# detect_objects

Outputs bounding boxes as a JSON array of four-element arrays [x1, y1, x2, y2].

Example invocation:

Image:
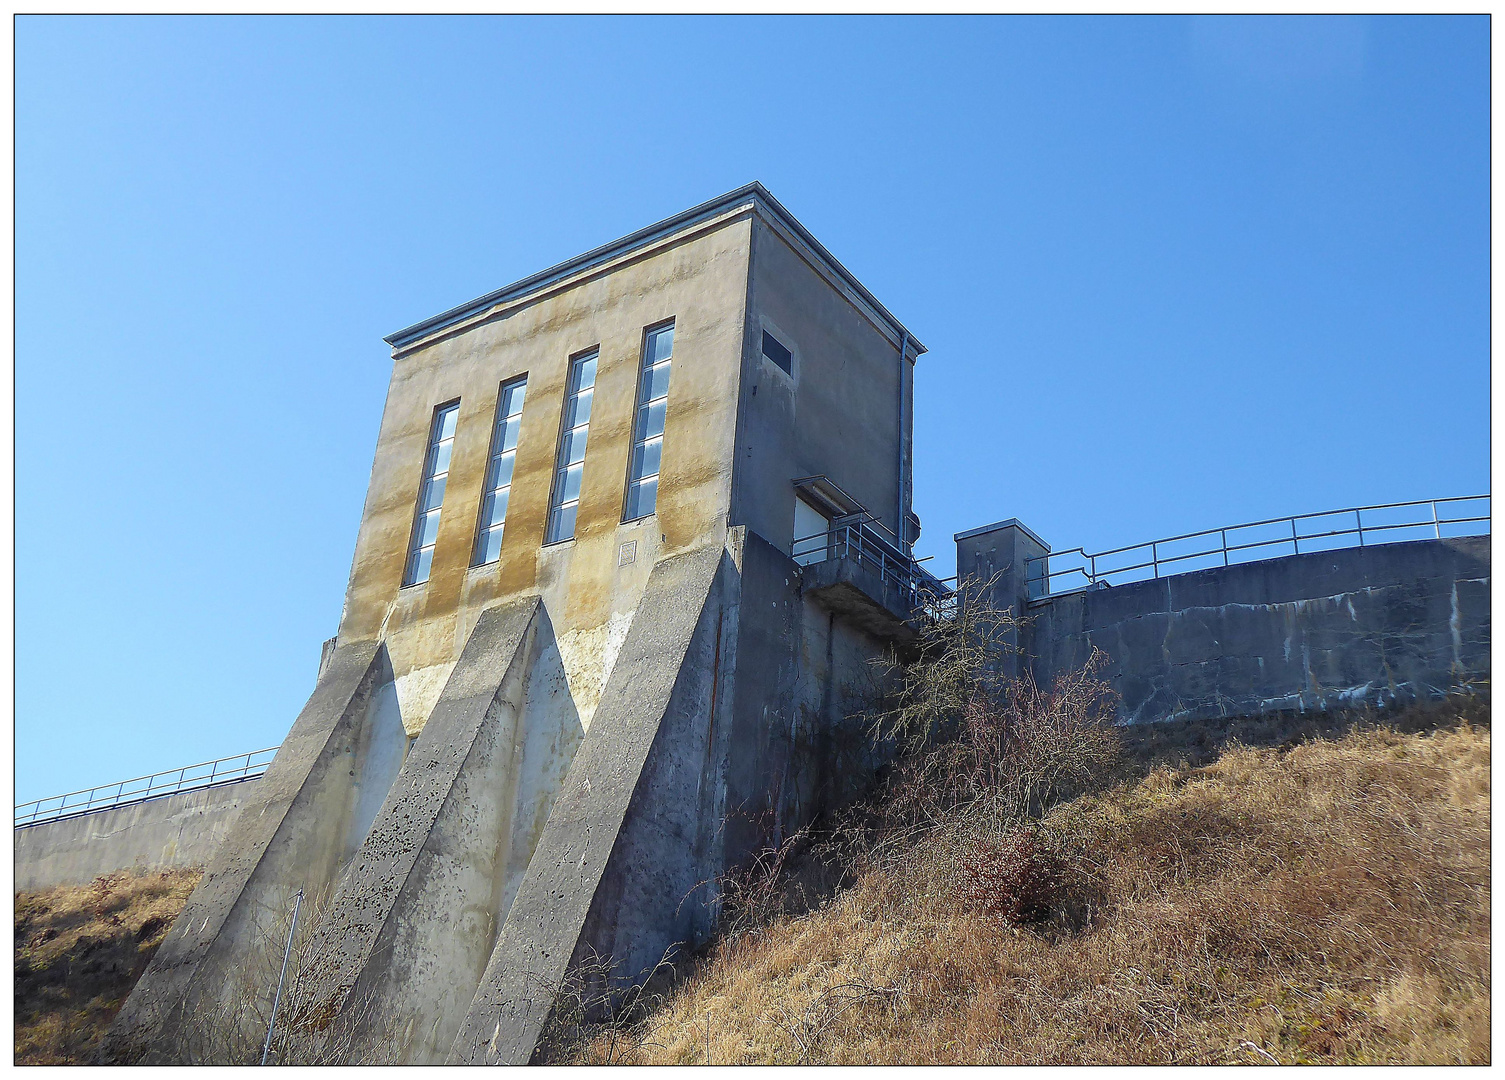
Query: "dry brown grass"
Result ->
[[14, 868, 200, 1064], [566, 716, 1491, 1065]]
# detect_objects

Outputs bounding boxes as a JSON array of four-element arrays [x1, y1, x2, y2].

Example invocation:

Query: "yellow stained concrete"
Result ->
[[339, 215, 752, 731]]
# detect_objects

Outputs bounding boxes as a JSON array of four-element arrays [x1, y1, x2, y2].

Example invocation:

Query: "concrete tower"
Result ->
[[106, 183, 938, 1064]]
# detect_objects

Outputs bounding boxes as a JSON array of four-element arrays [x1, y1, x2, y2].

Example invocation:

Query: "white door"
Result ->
[[792, 497, 830, 566]]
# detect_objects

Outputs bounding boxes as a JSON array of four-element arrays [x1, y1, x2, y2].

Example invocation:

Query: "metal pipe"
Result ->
[[262, 888, 304, 1066], [896, 331, 909, 556]]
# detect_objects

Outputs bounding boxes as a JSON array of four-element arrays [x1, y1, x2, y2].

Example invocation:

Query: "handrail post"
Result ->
[[1356, 508, 1364, 547], [1152, 541, 1158, 579], [1221, 529, 1228, 567], [1432, 500, 1441, 540], [1291, 518, 1299, 555]]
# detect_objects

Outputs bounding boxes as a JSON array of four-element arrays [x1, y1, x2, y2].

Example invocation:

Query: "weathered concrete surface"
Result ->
[[291, 596, 543, 1064], [734, 211, 922, 561], [724, 530, 888, 864], [102, 641, 398, 1061], [342, 206, 753, 735], [448, 538, 731, 1065], [954, 519, 1049, 681], [1019, 537, 1490, 725], [14, 781, 255, 893], [802, 555, 916, 642]]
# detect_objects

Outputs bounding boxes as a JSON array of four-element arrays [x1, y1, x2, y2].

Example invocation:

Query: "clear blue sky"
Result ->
[[15, 16, 1489, 802]]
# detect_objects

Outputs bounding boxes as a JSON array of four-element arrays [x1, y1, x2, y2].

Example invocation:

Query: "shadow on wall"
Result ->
[[347, 679, 406, 856]]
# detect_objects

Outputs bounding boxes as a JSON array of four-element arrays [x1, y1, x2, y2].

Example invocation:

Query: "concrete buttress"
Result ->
[[101, 640, 399, 1061], [448, 535, 736, 1064], [290, 595, 546, 1062]]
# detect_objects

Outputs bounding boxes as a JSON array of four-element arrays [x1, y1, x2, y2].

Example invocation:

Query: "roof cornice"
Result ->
[[383, 182, 926, 359]]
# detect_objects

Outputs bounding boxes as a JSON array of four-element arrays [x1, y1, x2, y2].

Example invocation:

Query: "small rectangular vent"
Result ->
[[762, 330, 793, 376]]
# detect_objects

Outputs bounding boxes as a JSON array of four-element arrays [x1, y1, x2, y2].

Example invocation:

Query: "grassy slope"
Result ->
[[569, 719, 1491, 1065], [14, 868, 200, 1064]]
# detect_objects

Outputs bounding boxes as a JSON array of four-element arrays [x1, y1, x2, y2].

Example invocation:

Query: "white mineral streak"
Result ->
[[555, 610, 636, 731], [394, 662, 459, 735]]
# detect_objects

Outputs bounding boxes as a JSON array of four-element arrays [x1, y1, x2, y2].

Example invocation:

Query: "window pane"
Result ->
[[567, 387, 593, 428], [421, 474, 446, 511], [626, 477, 657, 520], [562, 426, 589, 465], [643, 361, 672, 403], [637, 398, 667, 440], [648, 326, 674, 364], [762, 331, 793, 375], [488, 451, 515, 490], [549, 502, 577, 543], [416, 508, 441, 547], [436, 405, 459, 441], [477, 527, 502, 565], [500, 415, 522, 451], [408, 545, 434, 584], [572, 354, 598, 391], [630, 436, 662, 482], [559, 461, 583, 503], [430, 439, 453, 476], [502, 382, 526, 416], [484, 488, 509, 528]]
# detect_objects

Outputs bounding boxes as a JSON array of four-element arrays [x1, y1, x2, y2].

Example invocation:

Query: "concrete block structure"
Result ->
[[13, 782, 256, 893], [957, 523, 1490, 725], [105, 183, 938, 1064]]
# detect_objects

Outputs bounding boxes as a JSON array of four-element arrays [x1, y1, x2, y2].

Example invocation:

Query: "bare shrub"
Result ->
[[868, 574, 1019, 754], [534, 945, 682, 1065], [856, 578, 1123, 882], [697, 581, 1124, 941]]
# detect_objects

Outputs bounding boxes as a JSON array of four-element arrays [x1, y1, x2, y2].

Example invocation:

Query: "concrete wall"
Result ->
[[339, 209, 753, 738], [14, 781, 256, 893], [958, 525, 1490, 726], [734, 214, 916, 555]]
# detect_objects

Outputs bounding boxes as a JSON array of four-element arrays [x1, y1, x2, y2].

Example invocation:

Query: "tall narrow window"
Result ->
[[472, 377, 527, 566], [404, 401, 459, 586], [546, 350, 598, 544], [624, 323, 674, 521]]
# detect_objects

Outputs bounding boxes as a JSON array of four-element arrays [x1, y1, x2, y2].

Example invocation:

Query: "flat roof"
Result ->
[[384, 182, 927, 357], [953, 518, 1052, 551]]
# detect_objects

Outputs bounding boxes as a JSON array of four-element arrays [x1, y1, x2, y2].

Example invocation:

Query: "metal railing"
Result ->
[[1026, 495, 1490, 599], [16, 746, 280, 828], [794, 517, 955, 615]]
